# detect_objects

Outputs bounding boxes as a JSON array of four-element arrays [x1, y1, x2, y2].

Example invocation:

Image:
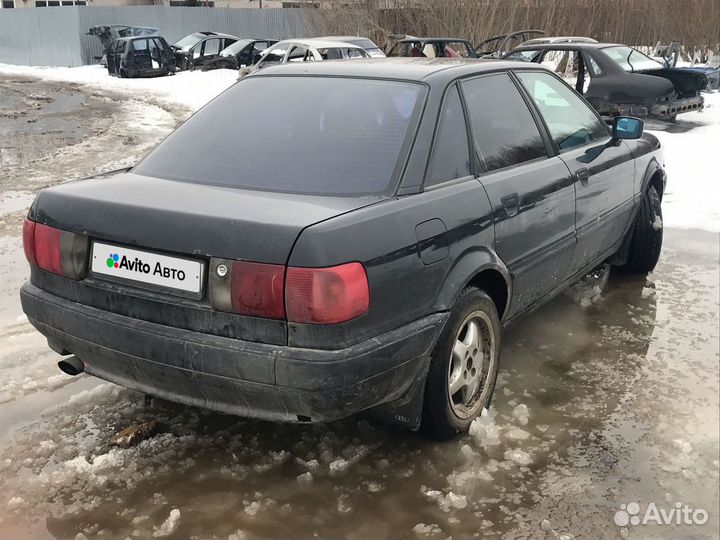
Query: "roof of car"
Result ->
[[116, 35, 164, 42], [397, 37, 473, 43], [252, 57, 548, 82], [512, 42, 622, 51], [199, 32, 240, 40], [273, 38, 364, 49]]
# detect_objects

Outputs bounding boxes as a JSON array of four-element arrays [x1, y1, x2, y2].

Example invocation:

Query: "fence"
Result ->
[[0, 6, 314, 67]]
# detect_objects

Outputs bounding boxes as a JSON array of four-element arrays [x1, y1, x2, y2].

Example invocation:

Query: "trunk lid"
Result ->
[[31, 171, 382, 265], [28, 171, 382, 346], [639, 67, 708, 98]]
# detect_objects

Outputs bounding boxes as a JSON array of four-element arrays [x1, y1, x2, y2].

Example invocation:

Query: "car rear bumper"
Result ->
[[651, 95, 704, 117], [20, 282, 446, 424]]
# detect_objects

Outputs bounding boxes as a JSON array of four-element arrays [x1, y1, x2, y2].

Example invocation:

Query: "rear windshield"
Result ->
[[602, 46, 662, 71], [135, 76, 424, 195]]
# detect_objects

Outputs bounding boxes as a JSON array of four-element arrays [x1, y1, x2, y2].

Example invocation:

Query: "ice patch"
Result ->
[[504, 449, 533, 466], [153, 508, 180, 538], [413, 523, 442, 535], [512, 403, 529, 425], [469, 407, 501, 447], [506, 428, 531, 441]]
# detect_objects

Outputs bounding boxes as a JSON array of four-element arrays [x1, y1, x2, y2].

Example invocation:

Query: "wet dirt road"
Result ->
[[0, 77, 718, 540]]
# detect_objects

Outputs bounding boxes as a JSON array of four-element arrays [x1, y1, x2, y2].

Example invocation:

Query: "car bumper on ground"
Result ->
[[20, 282, 446, 424]]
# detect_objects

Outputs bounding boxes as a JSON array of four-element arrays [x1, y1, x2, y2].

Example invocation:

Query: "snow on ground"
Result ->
[[648, 92, 720, 232], [0, 64, 237, 112]]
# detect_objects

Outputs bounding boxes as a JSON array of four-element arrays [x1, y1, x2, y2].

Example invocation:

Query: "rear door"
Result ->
[[516, 70, 635, 274], [131, 38, 152, 71], [193, 38, 222, 69], [461, 72, 576, 316]]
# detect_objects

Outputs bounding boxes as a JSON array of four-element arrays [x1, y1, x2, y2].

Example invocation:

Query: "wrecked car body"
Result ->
[[171, 32, 240, 71], [87, 25, 159, 65], [504, 42, 707, 119], [387, 37, 477, 58], [238, 39, 369, 79], [106, 36, 175, 78], [653, 41, 720, 92], [203, 39, 279, 71], [475, 29, 545, 57]]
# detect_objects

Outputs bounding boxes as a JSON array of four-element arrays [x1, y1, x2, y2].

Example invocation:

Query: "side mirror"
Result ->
[[612, 116, 644, 140]]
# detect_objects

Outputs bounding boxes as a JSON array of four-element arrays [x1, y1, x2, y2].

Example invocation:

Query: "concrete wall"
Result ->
[[0, 6, 314, 66]]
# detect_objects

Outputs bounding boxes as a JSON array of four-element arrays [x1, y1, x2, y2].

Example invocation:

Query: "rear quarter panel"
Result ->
[[287, 179, 496, 349]]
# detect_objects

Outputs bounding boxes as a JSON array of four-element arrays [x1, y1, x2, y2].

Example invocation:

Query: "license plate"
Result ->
[[91, 242, 203, 294]]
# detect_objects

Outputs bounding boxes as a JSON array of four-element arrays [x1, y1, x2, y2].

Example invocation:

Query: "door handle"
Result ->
[[575, 167, 590, 185], [501, 193, 520, 217]]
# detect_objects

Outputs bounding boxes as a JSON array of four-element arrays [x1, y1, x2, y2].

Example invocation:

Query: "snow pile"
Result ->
[[0, 63, 237, 112], [648, 92, 720, 232]]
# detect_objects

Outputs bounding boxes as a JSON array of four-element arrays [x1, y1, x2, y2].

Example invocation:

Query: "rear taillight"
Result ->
[[34, 222, 63, 275], [231, 261, 286, 319], [286, 262, 369, 324], [22, 219, 37, 267], [210, 259, 369, 324], [23, 219, 88, 280], [210, 259, 286, 319]]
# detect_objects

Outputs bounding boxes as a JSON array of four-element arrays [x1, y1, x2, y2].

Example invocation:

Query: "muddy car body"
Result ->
[[172, 32, 240, 71], [106, 36, 175, 78], [21, 59, 666, 439], [504, 42, 707, 119], [388, 37, 478, 58]]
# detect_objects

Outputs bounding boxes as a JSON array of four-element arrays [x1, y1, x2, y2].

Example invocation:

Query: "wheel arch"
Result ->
[[435, 248, 512, 320], [640, 156, 666, 201]]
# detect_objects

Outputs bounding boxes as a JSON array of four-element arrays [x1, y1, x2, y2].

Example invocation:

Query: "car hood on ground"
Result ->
[[29, 172, 383, 264]]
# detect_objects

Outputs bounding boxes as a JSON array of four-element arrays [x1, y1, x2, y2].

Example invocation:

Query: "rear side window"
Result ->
[[516, 71, 608, 151], [135, 77, 424, 195], [132, 39, 148, 52], [461, 73, 547, 172], [426, 85, 471, 186]]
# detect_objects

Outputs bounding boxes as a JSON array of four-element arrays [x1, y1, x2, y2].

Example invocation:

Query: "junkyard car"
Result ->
[[504, 42, 707, 119], [202, 39, 279, 71], [88, 25, 159, 66], [316, 36, 386, 57], [475, 29, 544, 57], [238, 39, 369, 78], [21, 59, 666, 439], [388, 37, 478, 58], [172, 31, 239, 71], [106, 36, 175, 78]]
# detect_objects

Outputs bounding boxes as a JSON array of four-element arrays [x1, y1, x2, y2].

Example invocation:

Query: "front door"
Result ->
[[461, 73, 577, 316], [515, 70, 635, 274]]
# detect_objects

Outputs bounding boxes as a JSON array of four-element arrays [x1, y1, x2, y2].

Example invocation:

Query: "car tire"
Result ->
[[620, 185, 663, 273], [421, 287, 501, 441]]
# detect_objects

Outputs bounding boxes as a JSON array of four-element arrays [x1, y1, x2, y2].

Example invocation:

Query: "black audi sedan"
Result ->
[[21, 59, 665, 439]]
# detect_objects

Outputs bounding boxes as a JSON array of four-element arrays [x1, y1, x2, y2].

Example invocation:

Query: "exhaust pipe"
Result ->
[[58, 356, 84, 376]]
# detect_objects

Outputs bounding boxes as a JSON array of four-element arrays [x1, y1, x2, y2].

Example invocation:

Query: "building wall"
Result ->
[[1, 0, 292, 7], [0, 6, 315, 65]]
